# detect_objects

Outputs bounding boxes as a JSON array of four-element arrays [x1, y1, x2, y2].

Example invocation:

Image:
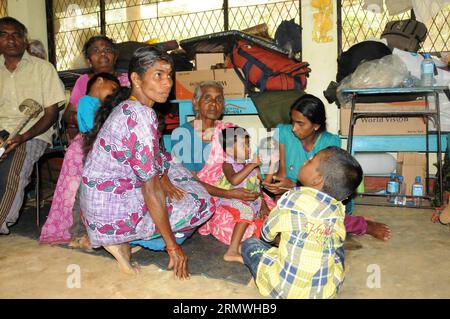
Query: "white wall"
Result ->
[[301, 0, 339, 134], [7, 0, 48, 56]]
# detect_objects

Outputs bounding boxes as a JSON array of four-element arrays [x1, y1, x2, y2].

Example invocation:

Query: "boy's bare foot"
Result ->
[[131, 245, 142, 254], [224, 249, 244, 264], [366, 220, 391, 241], [104, 243, 140, 275]]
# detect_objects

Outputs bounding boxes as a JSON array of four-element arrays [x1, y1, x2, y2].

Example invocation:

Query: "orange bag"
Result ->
[[231, 39, 311, 92]]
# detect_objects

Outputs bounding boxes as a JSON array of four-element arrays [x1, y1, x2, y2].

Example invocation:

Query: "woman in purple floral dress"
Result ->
[[80, 46, 214, 278]]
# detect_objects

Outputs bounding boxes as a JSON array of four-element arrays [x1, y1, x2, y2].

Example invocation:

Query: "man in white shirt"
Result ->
[[0, 17, 66, 234]]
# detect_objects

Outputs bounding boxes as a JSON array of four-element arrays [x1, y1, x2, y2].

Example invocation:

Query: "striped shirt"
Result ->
[[256, 187, 346, 299]]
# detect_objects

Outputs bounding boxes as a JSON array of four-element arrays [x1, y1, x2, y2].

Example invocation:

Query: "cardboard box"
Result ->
[[340, 101, 427, 136], [175, 69, 245, 99], [175, 70, 213, 100], [213, 68, 245, 98], [195, 53, 225, 70], [396, 152, 426, 196]]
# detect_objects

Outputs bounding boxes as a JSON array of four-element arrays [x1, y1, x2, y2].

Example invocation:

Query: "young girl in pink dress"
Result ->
[[217, 127, 271, 263], [39, 72, 121, 244]]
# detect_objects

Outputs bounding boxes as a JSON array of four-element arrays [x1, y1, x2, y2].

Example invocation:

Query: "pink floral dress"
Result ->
[[196, 121, 275, 245]]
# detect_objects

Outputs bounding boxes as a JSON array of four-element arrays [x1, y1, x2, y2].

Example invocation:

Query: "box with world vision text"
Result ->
[[175, 69, 245, 100], [339, 100, 427, 136]]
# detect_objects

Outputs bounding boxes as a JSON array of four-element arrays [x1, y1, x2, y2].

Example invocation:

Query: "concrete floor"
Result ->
[[1, 203, 449, 299], [339, 205, 450, 298]]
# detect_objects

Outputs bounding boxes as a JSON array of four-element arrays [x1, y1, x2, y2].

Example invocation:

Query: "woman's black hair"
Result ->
[[83, 45, 173, 155], [290, 94, 327, 133], [82, 35, 117, 60], [85, 72, 120, 95], [126, 44, 173, 84]]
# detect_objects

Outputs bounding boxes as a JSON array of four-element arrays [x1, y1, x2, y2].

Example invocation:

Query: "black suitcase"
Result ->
[[381, 19, 428, 52]]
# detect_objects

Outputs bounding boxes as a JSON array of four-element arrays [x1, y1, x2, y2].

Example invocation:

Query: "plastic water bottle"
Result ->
[[386, 173, 399, 204], [412, 176, 424, 207], [395, 175, 406, 206], [420, 53, 435, 86], [258, 137, 279, 176]]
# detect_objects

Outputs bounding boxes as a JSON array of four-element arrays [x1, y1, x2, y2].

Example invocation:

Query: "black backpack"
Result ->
[[274, 19, 302, 58], [381, 19, 428, 52], [336, 40, 392, 82], [324, 41, 392, 105]]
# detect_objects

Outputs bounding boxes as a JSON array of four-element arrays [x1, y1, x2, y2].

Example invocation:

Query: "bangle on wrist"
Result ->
[[165, 244, 181, 252]]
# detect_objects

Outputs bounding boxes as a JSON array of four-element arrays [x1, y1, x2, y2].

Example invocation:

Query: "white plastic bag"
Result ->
[[337, 55, 409, 104]]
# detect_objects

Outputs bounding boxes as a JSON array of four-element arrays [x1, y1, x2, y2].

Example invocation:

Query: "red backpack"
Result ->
[[231, 39, 311, 92]]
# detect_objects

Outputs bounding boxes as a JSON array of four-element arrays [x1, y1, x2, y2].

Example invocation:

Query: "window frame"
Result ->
[[46, 0, 302, 71]]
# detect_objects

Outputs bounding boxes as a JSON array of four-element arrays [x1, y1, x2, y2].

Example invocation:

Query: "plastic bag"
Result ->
[[337, 54, 409, 105]]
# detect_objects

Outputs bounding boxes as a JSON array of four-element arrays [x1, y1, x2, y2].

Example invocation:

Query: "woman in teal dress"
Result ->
[[264, 94, 340, 189], [263, 94, 391, 240]]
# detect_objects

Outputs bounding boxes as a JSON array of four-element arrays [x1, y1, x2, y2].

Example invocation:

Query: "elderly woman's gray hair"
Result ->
[[193, 80, 224, 104], [28, 39, 47, 60]]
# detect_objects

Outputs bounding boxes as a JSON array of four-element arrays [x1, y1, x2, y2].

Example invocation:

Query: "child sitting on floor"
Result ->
[[241, 146, 363, 299], [217, 127, 273, 263]]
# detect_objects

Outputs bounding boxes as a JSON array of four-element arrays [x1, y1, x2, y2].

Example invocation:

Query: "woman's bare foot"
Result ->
[[68, 235, 93, 251], [104, 243, 140, 275], [366, 221, 391, 241], [77, 235, 93, 251], [224, 248, 244, 263]]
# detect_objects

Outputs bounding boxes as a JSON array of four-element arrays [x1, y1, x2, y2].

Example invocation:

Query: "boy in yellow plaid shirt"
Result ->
[[241, 146, 363, 299]]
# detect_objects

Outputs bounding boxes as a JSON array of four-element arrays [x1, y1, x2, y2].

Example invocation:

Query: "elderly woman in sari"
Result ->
[[171, 81, 275, 246]]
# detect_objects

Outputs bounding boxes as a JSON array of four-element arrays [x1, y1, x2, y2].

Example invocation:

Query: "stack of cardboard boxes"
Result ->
[[340, 100, 429, 195], [175, 53, 245, 100]]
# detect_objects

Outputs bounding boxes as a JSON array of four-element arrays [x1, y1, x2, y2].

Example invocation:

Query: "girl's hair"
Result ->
[[83, 86, 128, 155], [85, 72, 120, 95], [83, 45, 173, 155], [290, 94, 327, 133], [82, 35, 117, 60], [219, 126, 249, 153]]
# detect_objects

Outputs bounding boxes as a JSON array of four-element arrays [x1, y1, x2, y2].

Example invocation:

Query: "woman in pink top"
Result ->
[[40, 35, 129, 245]]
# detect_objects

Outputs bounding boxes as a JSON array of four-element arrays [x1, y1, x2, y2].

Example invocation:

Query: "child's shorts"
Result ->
[[223, 199, 261, 223]]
